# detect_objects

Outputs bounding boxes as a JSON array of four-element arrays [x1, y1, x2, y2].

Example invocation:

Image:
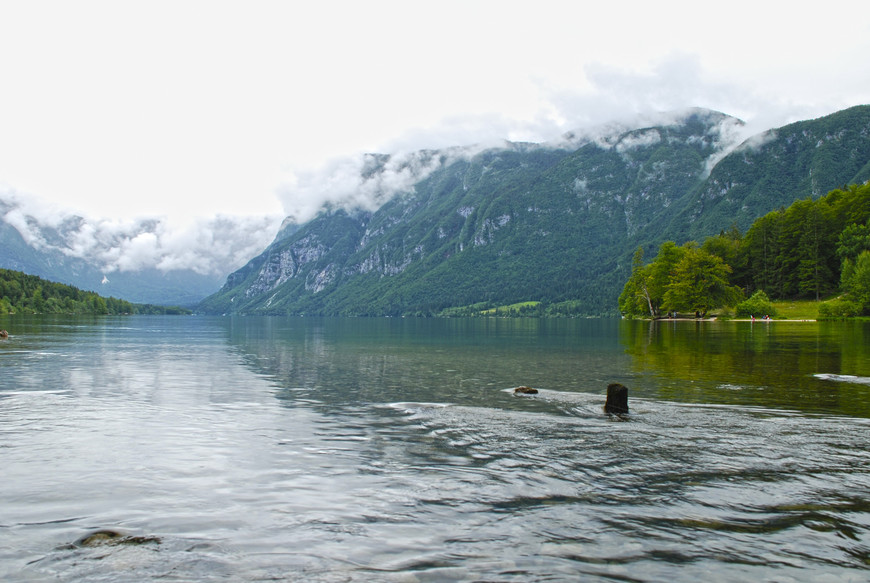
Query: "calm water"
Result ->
[[1, 315, 869, 582]]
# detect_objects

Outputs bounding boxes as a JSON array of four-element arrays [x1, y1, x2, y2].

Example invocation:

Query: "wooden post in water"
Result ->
[[605, 383, 629, 415]]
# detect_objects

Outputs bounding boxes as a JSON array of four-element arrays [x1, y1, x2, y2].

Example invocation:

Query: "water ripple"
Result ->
[[4, 317, 870, 582]]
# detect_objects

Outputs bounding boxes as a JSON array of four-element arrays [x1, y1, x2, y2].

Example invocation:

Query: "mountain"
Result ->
[[200, 105, 870, 317], [667, 104, 870, 240], [0, 195, 283, 306], [0, 203, 224, 306]]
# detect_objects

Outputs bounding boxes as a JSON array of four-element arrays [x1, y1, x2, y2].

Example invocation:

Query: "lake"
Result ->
[[1, 315, 869, 581]]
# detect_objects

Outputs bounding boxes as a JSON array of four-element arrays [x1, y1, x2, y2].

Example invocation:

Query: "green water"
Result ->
[[620, 318, 870, 416]]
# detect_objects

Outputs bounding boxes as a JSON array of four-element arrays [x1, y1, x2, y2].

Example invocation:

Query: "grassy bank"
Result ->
[[768, 300, 819, 320]]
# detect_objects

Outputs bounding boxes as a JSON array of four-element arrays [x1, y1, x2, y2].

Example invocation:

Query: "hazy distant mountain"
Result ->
[[0, 203, 225, 306], [199, 105, 870, 317]]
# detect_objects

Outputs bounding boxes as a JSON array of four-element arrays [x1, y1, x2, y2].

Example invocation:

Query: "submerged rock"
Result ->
[[74, 529, 161, 548], [605, 383, 629, 415], [514, 386, 538, 395]]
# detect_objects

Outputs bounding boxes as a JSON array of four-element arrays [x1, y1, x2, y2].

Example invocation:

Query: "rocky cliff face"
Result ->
[[199, 106, 870, 316]]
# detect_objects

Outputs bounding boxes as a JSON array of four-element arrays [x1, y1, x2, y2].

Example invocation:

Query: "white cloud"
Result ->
[[1, 190, 281, 276], [2, 208, 45, 247], [616, 129, 662, 153], [116, 232, 160, 272], [278, 146, 485, 223]]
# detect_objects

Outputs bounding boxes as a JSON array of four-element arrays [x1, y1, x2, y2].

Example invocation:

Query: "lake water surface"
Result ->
[[1, 316, 869, 581]]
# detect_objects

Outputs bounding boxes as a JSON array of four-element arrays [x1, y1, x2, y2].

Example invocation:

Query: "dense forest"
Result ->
[[0, 269, 190, 315], [619, 182, 870, 318]]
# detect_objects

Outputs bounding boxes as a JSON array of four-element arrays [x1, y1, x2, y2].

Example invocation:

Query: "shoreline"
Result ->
[[646, 317, 817, 322]]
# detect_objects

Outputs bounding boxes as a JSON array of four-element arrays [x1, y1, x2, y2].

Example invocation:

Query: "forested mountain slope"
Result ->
[[199, 106, 870, 316], [666, 105, 870, 241]]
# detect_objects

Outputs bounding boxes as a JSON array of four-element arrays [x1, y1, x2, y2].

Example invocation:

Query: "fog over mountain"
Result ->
[[276, 108, 751, 226], [1, 192, 279, 275], [0, 192, 281, 304]]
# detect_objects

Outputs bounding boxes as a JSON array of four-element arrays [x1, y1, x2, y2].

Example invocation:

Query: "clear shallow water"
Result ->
[[1, 316, 869, 581]]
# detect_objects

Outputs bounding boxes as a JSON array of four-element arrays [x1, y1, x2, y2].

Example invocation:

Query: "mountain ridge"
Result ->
[[201, 106, 869, 316]]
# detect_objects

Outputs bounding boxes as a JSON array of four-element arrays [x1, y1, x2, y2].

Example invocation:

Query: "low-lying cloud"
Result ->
[[276, 100, 761, 227], [1, 191, 281, 277], [273, 53, 801, 226], [277, 145, 490, 224]]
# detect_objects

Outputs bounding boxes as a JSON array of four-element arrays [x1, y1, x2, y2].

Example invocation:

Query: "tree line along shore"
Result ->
[[0, 268, 190, 316], [619, 183, 870, 320]]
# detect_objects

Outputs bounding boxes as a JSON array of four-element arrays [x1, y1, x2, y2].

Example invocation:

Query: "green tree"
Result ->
[[645, 242, 686, 315], [702, 225, 742, 267], [618, 247, 652, 317], [618, 242, 687, 318], [31, 286, 46, 312], [842, 250, 870, 312], [837, 223, 870, 264], [741, 211, 782, 296], [90, 295, 109, 315], [796, 200, 836, 300], [663, 245, 743, 316], [735, 290, 776, 318], [703, 224, 746, 291]]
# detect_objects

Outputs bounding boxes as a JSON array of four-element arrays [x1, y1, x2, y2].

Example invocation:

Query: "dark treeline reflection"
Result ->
[[620, 319, 870, 417]]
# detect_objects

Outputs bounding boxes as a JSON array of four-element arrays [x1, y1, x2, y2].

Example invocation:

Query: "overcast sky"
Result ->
[[1, 0, 869, 226]]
